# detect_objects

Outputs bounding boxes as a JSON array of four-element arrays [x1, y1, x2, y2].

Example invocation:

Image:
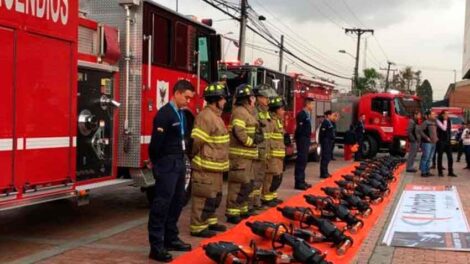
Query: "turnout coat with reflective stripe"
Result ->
[[267, 115, 285, 174], [229, 105, 259, 159], [191, 105, 230, 172], [255, 106, 273, 161]]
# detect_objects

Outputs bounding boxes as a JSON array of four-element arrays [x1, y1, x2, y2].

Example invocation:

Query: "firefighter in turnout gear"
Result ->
[[190, 83, 230, 238], [226, 84, 261, 224], [252, 84, 277, 209], [262, 96, 286, 207]]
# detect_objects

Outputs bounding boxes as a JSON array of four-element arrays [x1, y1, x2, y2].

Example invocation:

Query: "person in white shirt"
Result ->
[[461, 122, 470, 170]]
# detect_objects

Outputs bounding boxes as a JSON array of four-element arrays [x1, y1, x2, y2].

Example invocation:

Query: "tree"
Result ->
[[401, 66, 414, 93], [416, 79, 433, 111], [356, 68, 383, 94]]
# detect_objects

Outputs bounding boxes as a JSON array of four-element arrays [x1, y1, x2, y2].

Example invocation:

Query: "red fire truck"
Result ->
[[0, 0, 220, 210], [219, 63, 334, 160], [332, 91, 422, 158]]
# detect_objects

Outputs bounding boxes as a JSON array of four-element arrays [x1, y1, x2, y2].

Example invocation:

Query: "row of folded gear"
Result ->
[[204, 156, 405, 264]]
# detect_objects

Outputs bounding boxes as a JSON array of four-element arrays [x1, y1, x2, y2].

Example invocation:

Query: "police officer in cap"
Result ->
[[148, 80, 194, 262], [294, 96, 315, 190], [319, 110, 335, 179]]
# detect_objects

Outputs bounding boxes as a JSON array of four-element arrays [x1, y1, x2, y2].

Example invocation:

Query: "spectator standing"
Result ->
[[406, 111, 422, 173], [319, 110, 335, 179], [461, 122, 470, 169], [419, 111, 438, 177], [436, 111, 457, 177]]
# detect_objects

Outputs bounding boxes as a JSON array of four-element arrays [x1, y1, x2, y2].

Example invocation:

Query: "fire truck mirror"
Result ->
[[100, 95, 121, 110]]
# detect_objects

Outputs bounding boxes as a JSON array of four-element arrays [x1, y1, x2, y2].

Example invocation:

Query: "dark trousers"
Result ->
[[354, 138, 364, 161], [437, 141, 454, 174], [320, 141, 332, 178], [294, 137, 310, 185], [148, 155, 186, 250], [457, 141, 464, 162], [464, 145, 470, 167]]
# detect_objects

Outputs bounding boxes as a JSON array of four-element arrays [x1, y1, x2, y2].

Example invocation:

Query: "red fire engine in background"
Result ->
[[219, 63, 334, 161], [332, 91, 422, 158], [0, 0, 220, 210]]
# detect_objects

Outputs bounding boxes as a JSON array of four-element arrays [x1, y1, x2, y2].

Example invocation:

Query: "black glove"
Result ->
[[254, 127, 265, 145]]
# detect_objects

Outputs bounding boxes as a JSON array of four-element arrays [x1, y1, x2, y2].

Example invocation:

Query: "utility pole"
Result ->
[[453, 69, 457, 83], [279, 35, 284, 72], [345, 28, 374, 95], [363, 38, 367, 71], [238, 0, 248, 64], [380, 61, 395, 91]]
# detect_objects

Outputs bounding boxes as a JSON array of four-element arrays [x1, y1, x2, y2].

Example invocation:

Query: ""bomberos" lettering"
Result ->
[[0, 0, 69, 25]]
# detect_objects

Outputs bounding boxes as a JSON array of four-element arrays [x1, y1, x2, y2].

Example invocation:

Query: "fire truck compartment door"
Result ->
[[15, 32, 73, 188], [77, 69, 115, 181], [0, 27, 14, 192]]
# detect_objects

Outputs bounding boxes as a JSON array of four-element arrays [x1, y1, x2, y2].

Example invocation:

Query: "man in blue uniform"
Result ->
[[148, 80, 194, 262], [319, 110, 334, 179], [294, 97, 314, 190]]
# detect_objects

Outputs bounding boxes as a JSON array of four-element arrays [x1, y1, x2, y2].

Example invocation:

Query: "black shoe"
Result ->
[[149, 248, 173, 262], [262, 200, 278, 208], [190, 228, 216, 238], [421, 173, 430, 177], [331, 158, 337, 161], [438, 173, 444, 177], [431, 165, 436, 169], [465, 167, 470, 170], [427, 172, 434, 177], [449, 173, 457, 177], [295, 183, 309, 190], [164, 238, 191, 252], [273, 198, 284, 205], [209, 223, 227, 232], [226, 216, 242, 224], [406, 169, 417, 173]]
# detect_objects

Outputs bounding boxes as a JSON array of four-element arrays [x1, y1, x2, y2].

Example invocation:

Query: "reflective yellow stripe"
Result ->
[[272, 192, 278, 198], [240, 205, 249, 214], [264, 132, 272, 139], [271, 133, 283, 140], [229, 147, 259, 158], [258, 111, 271, 120], [226, 208, 241, 216], [270, 150, 286, 158], [192, 155, 229, 171], [190, 224, 209, 233], [246, 127, 256, 134], [245, 137, 254, 147], [276, 119, 283, 129], [262, 193, 275, 201], [191, 128, 229, 144], [208, 218, 218, 225], [232, 119, 246, 128]]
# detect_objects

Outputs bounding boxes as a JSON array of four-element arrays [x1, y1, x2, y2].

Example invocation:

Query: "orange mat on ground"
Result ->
[[174, 163, 405, 264]]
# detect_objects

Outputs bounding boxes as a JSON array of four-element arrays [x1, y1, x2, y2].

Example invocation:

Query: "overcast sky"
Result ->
[[157, 0, 465, 100]]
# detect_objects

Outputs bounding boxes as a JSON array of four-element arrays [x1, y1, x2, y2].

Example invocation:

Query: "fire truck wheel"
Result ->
[[363, 135, 379, 159]]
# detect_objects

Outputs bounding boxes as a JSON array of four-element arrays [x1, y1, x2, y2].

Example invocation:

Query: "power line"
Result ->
[[202, 0, 352, 79]]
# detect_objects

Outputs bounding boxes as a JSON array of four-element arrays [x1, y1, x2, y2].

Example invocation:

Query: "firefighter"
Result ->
[[262, 96, 286, 207], [189, 83, 230, 238], [225, 84, 262, 224], [319, 110, 335, 179], [294, 96, 314, 190], [148, 80, 194, 262], [353, 113, 366, 161], [252, 84, 276, 209]]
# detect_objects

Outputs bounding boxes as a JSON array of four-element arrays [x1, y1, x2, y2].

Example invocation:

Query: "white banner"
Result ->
[[383, 185, 470, 251]]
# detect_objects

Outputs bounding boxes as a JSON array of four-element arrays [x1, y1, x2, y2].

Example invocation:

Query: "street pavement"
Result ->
[[1, 150, 469, 264]]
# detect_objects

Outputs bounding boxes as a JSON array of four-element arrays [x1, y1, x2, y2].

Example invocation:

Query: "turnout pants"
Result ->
[[226, 159, 255, 217], [148, 155, 186, 250], [190, 170, 223, 234], [251, 160, 265, 208], [261, 173, 283, 202], [437, 141, 454, 174]]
